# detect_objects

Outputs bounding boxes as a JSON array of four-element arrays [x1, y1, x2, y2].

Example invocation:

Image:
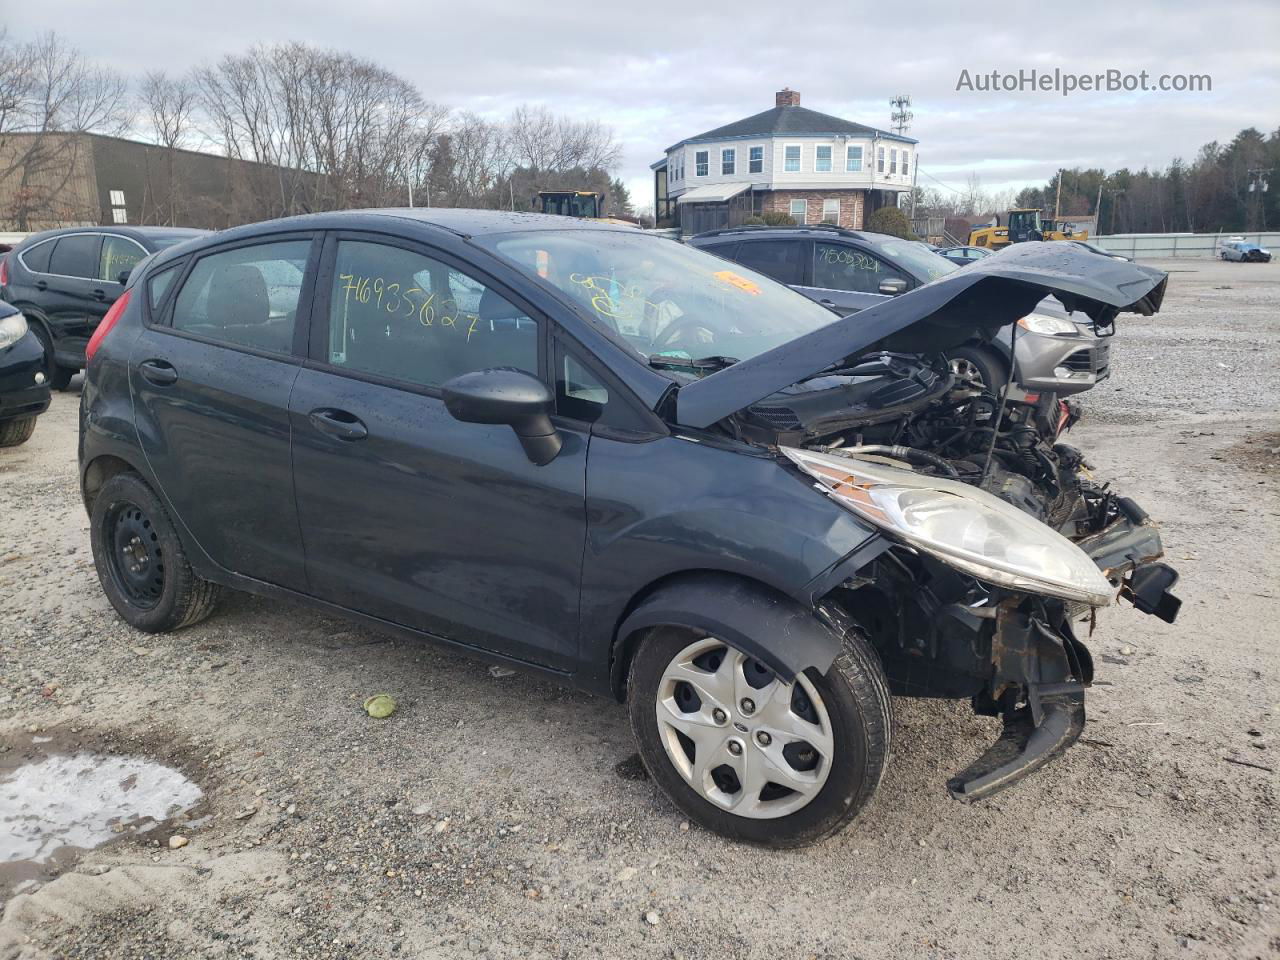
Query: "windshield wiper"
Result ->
[[648, 354, 740, 373]]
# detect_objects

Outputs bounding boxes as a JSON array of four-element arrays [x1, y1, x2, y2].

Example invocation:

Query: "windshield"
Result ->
[[870, 237, 959, 283], [480, 230, 837, 366]]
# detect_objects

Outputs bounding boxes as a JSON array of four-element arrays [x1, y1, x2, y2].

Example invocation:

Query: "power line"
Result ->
[[918, 168, 966, 195]]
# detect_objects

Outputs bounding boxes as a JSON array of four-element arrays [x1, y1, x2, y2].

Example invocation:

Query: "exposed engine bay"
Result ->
[[734, 351, 1169, 580]]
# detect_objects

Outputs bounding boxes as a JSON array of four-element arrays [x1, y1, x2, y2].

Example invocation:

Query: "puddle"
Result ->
[[1, 737, 202, 898]]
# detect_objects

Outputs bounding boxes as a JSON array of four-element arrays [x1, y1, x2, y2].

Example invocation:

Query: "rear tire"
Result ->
[[90, 472, 220, 632], [627, 623, 891, 847], [0, 417, 36, 447]]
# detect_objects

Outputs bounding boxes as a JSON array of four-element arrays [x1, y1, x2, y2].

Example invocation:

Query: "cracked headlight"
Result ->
[[1018, 313, 1079, 335], [782, 447, 1115, 607], [0, 311, 28, 350]]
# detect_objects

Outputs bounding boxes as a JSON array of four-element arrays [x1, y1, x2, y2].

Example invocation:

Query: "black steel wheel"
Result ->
[[90, 472, 220, 632], [104, 500, 167, 609]]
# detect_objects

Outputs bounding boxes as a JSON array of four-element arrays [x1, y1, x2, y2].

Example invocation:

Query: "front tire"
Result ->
[[89, 472, 220, 632], [0, 417, 36, 447], [949, 344, 1011, 395], [627, 624, 891, 847]]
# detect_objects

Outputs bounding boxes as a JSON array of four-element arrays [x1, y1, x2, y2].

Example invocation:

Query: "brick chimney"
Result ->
[[775, 88, 801, 107]]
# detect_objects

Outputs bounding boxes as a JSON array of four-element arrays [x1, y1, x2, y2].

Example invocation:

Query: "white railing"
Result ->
[[1092, 231, 1279, 260]]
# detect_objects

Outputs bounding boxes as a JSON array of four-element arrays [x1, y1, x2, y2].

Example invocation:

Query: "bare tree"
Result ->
[[138, 70, 197, 224]]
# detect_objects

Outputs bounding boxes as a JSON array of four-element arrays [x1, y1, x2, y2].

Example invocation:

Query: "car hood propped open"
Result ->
[[675, 242, 1167, 430]]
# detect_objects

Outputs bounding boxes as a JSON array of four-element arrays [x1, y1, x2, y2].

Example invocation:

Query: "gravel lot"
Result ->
[[1, 257, 1277, 960]]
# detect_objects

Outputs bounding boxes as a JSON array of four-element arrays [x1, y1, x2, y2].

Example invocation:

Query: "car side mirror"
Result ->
[[117, 270, 131, 286], [878, 278, 908, 296], [441, 368, 562, 465]]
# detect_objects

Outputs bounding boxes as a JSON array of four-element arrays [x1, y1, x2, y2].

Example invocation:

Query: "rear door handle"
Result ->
[[35, 280, 47, 292], [138, 359, 178, 386], [309, 408, 368, 441], [92, 288, 107, 301]]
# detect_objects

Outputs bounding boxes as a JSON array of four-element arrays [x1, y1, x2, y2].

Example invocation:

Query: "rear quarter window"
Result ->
[[19, 238, 56, 274]]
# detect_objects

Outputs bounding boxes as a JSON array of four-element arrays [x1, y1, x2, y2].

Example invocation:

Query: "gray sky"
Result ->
[[8, 0, 1278, 211]]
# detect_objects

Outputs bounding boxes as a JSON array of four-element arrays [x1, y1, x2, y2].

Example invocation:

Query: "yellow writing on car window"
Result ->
[[820, 248, 881, 272], [338, 272, 469, 331], [712, 269, 762, 295]]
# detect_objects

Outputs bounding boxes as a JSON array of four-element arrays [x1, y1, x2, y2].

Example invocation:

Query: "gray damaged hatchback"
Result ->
[[79, 211, 1179, 846]]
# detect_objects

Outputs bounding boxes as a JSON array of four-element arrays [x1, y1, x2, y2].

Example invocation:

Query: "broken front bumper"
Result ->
[[948, 495, 1180, 802]]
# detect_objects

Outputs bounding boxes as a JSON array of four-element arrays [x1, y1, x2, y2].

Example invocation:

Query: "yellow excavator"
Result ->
[[968, 209, 1088, 250]]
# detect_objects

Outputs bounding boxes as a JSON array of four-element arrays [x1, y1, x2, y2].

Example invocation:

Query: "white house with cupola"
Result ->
[[652, 88, 917, 234]]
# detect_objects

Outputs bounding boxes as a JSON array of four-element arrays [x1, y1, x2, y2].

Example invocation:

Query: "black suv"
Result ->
[[1, 226, 205, 389]]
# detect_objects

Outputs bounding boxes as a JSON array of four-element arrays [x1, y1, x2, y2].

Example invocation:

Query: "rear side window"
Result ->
[[813, 242, 908, 293], [146, 264, 181, 315], [731, 240, 803, 285], [99, 236, 147, 282], [326, 239, 539, 389], [20, 239, 55, 274], [48, 234, 101, 278], [171, 240, 310, 354]]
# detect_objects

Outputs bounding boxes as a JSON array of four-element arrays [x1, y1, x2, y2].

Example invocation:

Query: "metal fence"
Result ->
[[1092, 231, 1279, 260]]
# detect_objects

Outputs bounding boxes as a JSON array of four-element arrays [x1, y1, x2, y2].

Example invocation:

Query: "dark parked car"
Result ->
[[1, 226, 206, 389], [936, 245, 995, 266], [0, 300, 50, 446], [688, 226, 1111, 398], [80, 211, 1177, 846]]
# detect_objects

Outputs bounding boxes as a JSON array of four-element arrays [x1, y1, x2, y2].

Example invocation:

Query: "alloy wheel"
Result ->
[[654, 637, 834, 819]]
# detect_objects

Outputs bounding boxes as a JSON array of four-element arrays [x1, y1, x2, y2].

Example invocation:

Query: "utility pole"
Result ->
[[1095, 182, 1104, 233], [1247, 168, 1270, 231], [1053, 170, 1062, 221], [889, 96, 913, 136], [910, 152, 919, 219]]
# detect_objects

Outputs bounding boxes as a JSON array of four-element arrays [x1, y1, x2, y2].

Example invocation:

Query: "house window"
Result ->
[[822, 199, 840, 224], [784, 144, 801, 173], [877, 147, 885, 173], [890, 149, 898, 175], [721, 148, 735, 176], [902, 151, 909, 178], [109, 190, 125, 206], [749, 145, 764, 174], [695, 150, 709, 177], [846, 146, 863, 172], [815, 145, 833, 173], [112, 208, 129, 224], [789, 198, 808, 223]]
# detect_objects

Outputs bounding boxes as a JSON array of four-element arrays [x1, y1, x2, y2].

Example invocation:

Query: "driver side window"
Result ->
[[326, 240, 539, 389], [812, 242, 908, 294]]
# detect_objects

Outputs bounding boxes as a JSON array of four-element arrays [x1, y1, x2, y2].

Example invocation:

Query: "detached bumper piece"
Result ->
[[948, 605, 1092, 803], [1077, 496, 1181, 623]]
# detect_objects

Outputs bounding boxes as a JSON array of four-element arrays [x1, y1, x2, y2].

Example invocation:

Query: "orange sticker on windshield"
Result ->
[[713, 270, 761, 295]]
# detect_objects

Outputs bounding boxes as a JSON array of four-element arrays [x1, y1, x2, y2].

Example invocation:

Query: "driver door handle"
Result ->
[[137, 358, 178, 386], [309, 408, 368, 441]]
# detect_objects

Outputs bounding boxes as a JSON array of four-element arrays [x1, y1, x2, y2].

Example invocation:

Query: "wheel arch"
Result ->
[[608, 569, 845, 701], [82, 453, 145, 514]]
